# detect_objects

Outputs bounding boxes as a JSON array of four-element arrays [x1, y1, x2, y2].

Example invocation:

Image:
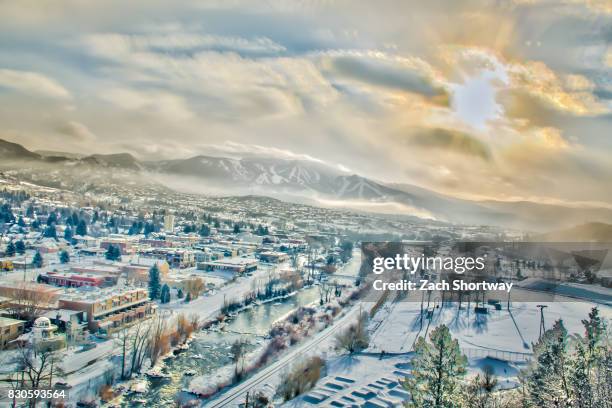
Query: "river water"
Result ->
[[119, 285, 321, 407], [118, 253, 361, 406]]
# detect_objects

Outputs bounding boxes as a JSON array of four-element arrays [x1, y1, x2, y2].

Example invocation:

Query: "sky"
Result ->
[[0, 0, 610, 206]]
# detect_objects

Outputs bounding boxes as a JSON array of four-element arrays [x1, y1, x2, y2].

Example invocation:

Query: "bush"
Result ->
[[277, 356, 325, 401], [335, 312, 369, 354]]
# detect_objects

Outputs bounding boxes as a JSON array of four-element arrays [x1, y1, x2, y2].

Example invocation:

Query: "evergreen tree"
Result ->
[[160, 284, 171, 304], [524, 319, 572, 407], [185, 291, 191, 303], [15, 240, 25, 254], [199, 224, 210, 237], [148, 264, 161, 300], [76, 219, 88, 236], [144, 222, 155, 236], [60, 250, 70, 264], [46, 212, 57, 226], [31, 219, 40, 229], [233, 223, 241, 234], [92, 211, 99, 223], [64, 226, 73, 242], [403, 324, 467, 407], [32, 251, 43, 268], [6, 241, 16, 257], [569, 308, 608, 408], [105, 244, 121, 261], [17, 216, 26, 227], [177, 288, 184, 299], [43, 224, 57, 239], [214, 219, 220, 229]]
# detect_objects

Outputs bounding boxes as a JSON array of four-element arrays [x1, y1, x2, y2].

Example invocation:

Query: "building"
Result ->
[[164, 214, 175, 232], [0, 282, 62, 311], [165, 249, 195, 269], [197, 258, 258, 275], [122, 261, 169, 285], [31, 316, 65, 351], [258, 251, 289, 263], [58, 287, 156, 336], [0, 317, 25, 349], [70, 264, 121, 277], [42, 309, 87, 343], [38, 271, 116, 288], [100, 238, 133, 255]]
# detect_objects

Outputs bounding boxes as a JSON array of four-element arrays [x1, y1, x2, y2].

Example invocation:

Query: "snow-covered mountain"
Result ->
[[2, 138, 612, 230]]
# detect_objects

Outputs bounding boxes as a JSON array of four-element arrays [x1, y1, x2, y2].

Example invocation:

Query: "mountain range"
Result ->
[[2, 138, 611, 231]]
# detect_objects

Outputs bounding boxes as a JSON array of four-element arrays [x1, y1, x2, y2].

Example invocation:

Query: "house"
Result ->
[[0, 316, 25, 349]]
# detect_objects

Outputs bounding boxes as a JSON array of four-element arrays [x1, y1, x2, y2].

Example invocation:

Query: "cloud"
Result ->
[[82, 30, 286, 59], [404, 127, 491, 160], [199, 141, 326, 163], [100, 88, 193, 121], [317, 50, 447, 99], [57, 121, 97, 142], [0, 69, 71, 100]]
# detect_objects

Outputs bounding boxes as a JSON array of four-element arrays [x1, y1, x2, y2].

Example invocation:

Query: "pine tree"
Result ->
[[6, 241, 16, 257], [148, 264, 161, 300], [43, 224, 57, 239], [17, 217, 26, 227], [32, 251, 43, 268], [403, 324, 467, 407], [76, 219, 88, 236], [199, 224, 210, 237], [105, 244, 121, 261], [60, 250, 70, 264], [233, 223, 241, 234], [15, 240, 25, 254], [177, 288, 184, 299], [160, 284, 171, 303], [64, 227, 73, 242], [185, 291, 192, 303], [46, 212, 57, 226], [524, 319, 572, 407], [569, 308, 608, 408]]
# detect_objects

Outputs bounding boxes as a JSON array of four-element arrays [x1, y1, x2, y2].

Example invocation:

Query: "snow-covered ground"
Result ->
[[280, 293, 611, 407], [368, 298, 611, 355]]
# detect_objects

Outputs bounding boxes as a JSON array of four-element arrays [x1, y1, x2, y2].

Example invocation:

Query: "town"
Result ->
[[0, 170, 609, 408]]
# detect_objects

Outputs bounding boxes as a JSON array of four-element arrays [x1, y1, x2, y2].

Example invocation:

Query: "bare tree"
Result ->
[[185, 277, 205, 300], [115, 326, 132, 380], [5, 283, 55, 321], [148, 312, 170, 366], [130, 320, 152, 375], [335, 312, 369, 354], [276, 356, 325, 401], [13, 343, 64, 407], [231, 338, 248, 381]]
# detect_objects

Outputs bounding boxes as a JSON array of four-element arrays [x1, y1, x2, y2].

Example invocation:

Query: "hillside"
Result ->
[[536, 222, 612, 242]]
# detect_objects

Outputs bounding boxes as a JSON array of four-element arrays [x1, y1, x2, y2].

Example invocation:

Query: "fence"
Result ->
[[463, 347, 532, 363]]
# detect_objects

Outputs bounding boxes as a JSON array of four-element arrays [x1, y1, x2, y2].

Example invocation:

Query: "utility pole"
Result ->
[[537, 304, 548, 340]]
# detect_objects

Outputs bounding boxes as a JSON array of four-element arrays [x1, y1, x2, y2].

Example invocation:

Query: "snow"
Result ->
[[367, 300, 611, 354]]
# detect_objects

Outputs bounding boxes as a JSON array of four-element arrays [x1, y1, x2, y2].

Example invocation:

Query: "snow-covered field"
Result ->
[[281, 297, 611, 407]]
